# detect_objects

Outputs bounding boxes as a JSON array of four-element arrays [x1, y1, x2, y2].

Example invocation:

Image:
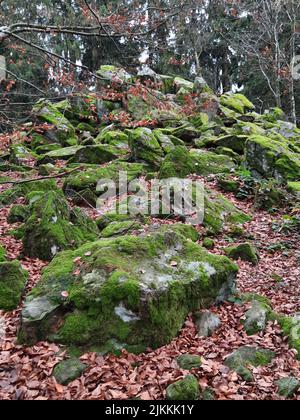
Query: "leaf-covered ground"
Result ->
[[0, 172, 299, 400]]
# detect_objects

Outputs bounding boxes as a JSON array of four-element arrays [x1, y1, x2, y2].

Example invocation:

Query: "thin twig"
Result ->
[[0, 166, 83, 185]]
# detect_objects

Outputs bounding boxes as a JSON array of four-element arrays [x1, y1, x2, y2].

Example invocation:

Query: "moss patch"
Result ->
[[0, 261, 28, 311]]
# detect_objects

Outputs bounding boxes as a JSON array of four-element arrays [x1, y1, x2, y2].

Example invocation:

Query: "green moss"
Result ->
[[0, 245, 6, 262], [225, 346, 275, 381], [53, 359, 87, 385], [101, 221, 142, 238], [64, 161, 146, 194], [7, 204, 30, 224], [245, 135, 300, 181], [217, 177, 240, 193], [22, 191, 99, 260], [202, 238, 215, 249], [276, 377, 300, 398], [166, 375, 200, 400], [0, 179, 60, 206], [32, 99, 77, 147], [221, 93, 254, 114], [0, 261, 28, 311], [225, 243, 259, 265], [203, 189, 251, 234], [176, 354, 202, 370], [127, 127, 164, 169], [159, 146, 195, 179], [69, 144, 126, 164]]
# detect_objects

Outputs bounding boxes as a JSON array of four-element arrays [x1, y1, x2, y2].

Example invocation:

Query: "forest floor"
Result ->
[[0, 171, 299, 400]]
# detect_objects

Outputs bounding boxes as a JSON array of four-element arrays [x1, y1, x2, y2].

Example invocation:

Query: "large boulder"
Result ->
[[0, 261, 28, 311], [19, 226, 238, 352], [22, 191, 99, 261], [63, 161, 146, 199], [32, 100, 78, 147], [159, 147, 235, 179], [127, 127, 164, 169], [245, 135, 300, 181], [69, 144, 126, 164]]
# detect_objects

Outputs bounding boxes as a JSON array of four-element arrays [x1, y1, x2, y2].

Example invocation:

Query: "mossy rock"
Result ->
[[276, 377, 299, 398], [159, 147, 235, 179], [217, 177, 240, 193], [153, 130, 176, 154], [69, 144, 127, 164], [174, 77, 194, 92], [254, 181, 287, 211], [220, 93, 255, 114], [204, 189, 251, 234], [176, 354, 202, 370], [166, 375, 200, 400], [95, 130, 129, 148], [225, 243, 259, 265], [190, 150, 236, 176], [32, 99, 78, 147], [53, 359, 87, 385], [214, 134, 248, 154], [0, 245, 7, 262], [9, 144, 36, 165], [63, 161, 146, 197], [20, 226, 238, 350], [37, 146, 81, 165], [158, 146, 195, 179], [0, 179, 59, 207], [127, 127, 164, 169], [22, 191, 99, 261], [202, 238, 215, 250], [0, 261, 28, 311], [100, 221, 142, 238], [245, 135, 300, 181], [243, 300, 271, 335], [7, 204, 30, 224], [225, 346, 275, 382], [277, 315, 300, 360]]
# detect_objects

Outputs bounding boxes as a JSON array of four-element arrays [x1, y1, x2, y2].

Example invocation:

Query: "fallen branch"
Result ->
[[0, 165, 83, 185]]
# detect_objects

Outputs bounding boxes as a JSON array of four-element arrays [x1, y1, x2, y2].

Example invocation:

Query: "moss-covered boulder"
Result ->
[[22, 191, 99, 261], [159, 147, 235, 179], [100, 221, 142, 238], [127, 128, 164, 169], [176, 354, 202, 370], [20, 226, 238, 351], [0, 179, 59, 207], [7, 204, 30, 224], [245, 135, 300, 181], [37, 146, 81, 164], [9, 144, 36, 165], [214, 135, 248, 154], [220, 93, 255, 114], [96, 130, 129, 148], [204, 190, 251, 234], [63, 161, 146, 198], [174, 77, 194, 92], [243, 300, 271, 335], [225, 243, 259, 265], [278, 315, 300, 360], [166, 375, 200, 400], [190, 150, 235, 176], [225, 346, 275, 382], [32, 100, 78, 147], [69, 144, 126, 164], [97, 65, 132, 85], [158, 146, 195, 179], [276, 377, 300, 398], [53, 359, 87, 385], [0, 261, 28, 311]]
